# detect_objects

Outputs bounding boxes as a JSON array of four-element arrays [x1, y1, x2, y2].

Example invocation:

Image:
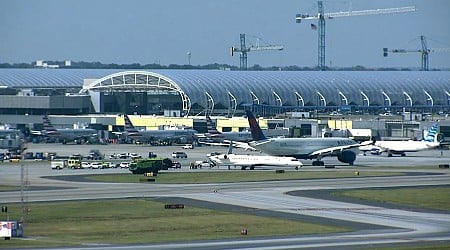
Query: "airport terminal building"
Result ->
[[0, 69, 449, 117], [0, 69, 449, 141]]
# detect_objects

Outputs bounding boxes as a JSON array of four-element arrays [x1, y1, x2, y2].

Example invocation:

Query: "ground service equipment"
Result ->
[[51, 160, 68, 170], [129, 158, 173, 174], [68, 154, 82, 169]]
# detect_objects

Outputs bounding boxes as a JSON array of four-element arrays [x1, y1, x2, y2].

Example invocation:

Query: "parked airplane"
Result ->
[[245, 110, 371, 166], [42, 115, 98, 144], [123, 114, 197, 144], [368, 124, 441, 157], [197, 116, 252, 143], [207, 143, 302, 170], [196, 116, 255, 151]]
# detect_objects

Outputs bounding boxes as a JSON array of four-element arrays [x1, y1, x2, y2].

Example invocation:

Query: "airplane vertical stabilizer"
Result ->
[[123, 114, 142, 138], [205, 116, 225, 141], [43, 115, 60, 136], [423, 124, 439, 143], [206, 116, 220, 135], [245, 110, 266, 141], [227, 141, 233, 154]]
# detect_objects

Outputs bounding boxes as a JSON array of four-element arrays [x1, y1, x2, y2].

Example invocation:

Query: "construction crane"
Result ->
[[231, 34, 284, 70], [295, 1, 416, 71], [383, 35, 450, 71]]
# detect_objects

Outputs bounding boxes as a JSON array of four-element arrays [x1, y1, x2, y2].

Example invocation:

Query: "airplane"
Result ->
[[42, 115, 98, 144], [197, 115, 255, 150], [207, 142, 303, 170], [123, 114, 197, 144], [368, 124, 441, 157], [197, 116, 252, 143], [245, 110, 372, 166]]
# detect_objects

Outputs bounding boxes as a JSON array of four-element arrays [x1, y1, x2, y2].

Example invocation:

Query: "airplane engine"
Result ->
[[337, 150, 356, 164]]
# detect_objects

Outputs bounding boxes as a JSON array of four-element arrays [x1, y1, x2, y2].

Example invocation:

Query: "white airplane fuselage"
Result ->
[[208, 153, 303, 169], [374, 140, 440, 154]]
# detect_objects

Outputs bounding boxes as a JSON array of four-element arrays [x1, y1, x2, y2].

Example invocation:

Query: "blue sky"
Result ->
[[1, 0, 449, 69]]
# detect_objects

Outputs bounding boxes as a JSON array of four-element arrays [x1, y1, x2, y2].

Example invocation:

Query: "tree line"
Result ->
[[0, 61, 446, 71]]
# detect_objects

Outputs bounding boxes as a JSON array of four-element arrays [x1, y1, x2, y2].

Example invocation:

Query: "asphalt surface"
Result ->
[[1, 143, 450, 249]]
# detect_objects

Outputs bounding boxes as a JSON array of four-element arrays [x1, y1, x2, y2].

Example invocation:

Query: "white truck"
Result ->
[[51, 160, 68, 170]]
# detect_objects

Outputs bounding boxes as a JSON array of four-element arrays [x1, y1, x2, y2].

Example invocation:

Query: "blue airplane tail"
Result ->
[[423, 124, 439, 142], [245, 110, 266, 141]]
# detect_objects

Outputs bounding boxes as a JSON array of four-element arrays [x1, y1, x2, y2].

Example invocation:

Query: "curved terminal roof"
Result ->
[[0, 68, 122, 88], [1, 69, 449, 113]]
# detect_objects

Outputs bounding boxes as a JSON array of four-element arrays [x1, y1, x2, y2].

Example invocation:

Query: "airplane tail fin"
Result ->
[[245, 110, 266, 141], [123, 114, 142, 137], [206, 116, 222, 135], [423, 124, 439, 142], [227, 141, 233, 154], [205, 115, 225, 141], [42, 115, 60, 136]]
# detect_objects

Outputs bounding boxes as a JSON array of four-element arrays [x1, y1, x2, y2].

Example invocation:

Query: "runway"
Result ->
[[1, 143, 450, 249]]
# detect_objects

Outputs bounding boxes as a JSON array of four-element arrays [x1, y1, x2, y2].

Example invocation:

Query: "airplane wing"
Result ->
[[224, 140, 257, 151], [198, 141, 230, 147], [310, 140, 373, 158], [199, 139, 257, 151]]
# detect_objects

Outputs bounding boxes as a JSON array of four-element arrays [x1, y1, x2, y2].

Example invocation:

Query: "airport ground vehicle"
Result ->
[[172, 152, 187, 158], [68, 154, 82, 169], [90, 162, 102, 169], [194, 160, 212, 168], [119, 162, 130, 168], [86, 149, 104, 160], [128, 158, 173, 174], [81, 162, 91, 169], [51, 160, 68, 170], [182, 144, 193, 149], [171, 161, 181, 169], [130, 153, 142, 160], [101, 162, 115, 168]]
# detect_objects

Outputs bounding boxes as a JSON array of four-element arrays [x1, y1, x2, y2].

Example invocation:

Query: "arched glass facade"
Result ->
[[0, 69, 449, 115]]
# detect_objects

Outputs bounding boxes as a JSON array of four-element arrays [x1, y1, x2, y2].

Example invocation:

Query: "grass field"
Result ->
[[2, 170, 448, 248], [1, 198, 348, 248], [0, 185, 21, 192], [2, 186, 449, 248], [335, 186, 450, 211], [86, 170, 403, 184]]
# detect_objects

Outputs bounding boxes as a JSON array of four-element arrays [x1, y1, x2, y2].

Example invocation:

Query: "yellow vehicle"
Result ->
[[68, 154, 82, 169]]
